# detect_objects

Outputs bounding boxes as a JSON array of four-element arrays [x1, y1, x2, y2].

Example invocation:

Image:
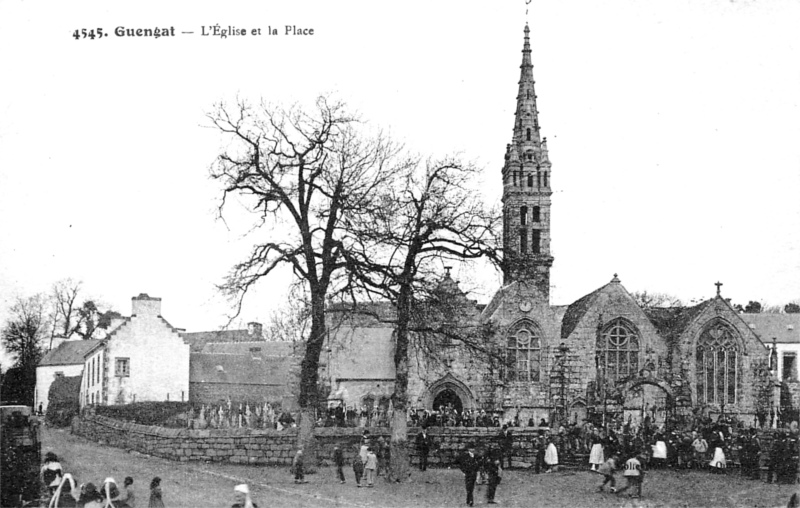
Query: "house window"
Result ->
[[520, 230, 527, 254], [532, 230, 541, 254], [532, 206, 540, 222], [696, 321, 739, 405], [115, 358, 130, 377], [520, 206, 528, 226], [783, 353, 798, 382], [506, 323, 541, 382], [596, 319, 640, 383]]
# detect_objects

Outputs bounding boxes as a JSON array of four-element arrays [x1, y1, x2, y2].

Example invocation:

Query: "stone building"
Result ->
[[324, 24, 778, 429], [35, 339, 98, 412]]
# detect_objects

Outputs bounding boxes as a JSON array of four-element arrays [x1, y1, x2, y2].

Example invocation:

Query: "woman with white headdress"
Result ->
[[101, 477, 121, 507], [48, 473, 79, 508], [231, 484, 257, 508]]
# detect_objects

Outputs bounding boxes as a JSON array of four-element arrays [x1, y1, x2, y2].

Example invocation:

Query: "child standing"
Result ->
[[597, 454, 619, 493], [364, 447, 378, 487], [333, 446, 345, 484], [352, 450, 365, 487], [148, 477, 164, 508], [292, 449, 308, 484], [616, 455, 644, 499]]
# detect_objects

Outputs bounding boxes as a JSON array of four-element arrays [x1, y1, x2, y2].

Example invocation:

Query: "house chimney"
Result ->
[[247, 321, 263, 338], [131, 293, 162, 317]]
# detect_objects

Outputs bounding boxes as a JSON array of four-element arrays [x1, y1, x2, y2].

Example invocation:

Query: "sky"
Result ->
[[1, 0, 798, 365]]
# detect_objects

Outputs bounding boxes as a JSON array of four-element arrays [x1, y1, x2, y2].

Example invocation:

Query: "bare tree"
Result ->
[[208, 95, 404, 462], [631, 290, 683, 309], [48, 279, 116, 346], [1, 295, 47, 405], [340, 157, 500, 480]]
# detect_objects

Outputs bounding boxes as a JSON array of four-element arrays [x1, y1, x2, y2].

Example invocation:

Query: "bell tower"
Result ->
[[502, 24, 554, 299]]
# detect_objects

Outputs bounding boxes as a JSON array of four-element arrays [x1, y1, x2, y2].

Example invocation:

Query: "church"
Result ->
[[324, 24, 779, 429]]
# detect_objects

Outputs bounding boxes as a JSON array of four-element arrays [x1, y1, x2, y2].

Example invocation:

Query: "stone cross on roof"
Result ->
[[715, 281, 723, 296]]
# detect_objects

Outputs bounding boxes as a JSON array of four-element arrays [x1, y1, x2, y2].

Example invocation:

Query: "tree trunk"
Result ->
[[295, 291, 326, 471], [388, 408, 410, 482], [297, 407, 318, 472]]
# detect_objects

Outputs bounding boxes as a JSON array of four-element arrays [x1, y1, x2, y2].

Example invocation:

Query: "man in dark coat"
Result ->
[[416, 426, 433, 471], [459, 444, 481, 507], [498, 424, 514, 468], [483, 447, 502, 504]]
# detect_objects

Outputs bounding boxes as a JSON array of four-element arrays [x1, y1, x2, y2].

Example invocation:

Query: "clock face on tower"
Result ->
[[519, 301, 532, 312]]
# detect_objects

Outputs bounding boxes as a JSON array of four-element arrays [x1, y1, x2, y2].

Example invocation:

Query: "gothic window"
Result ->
[[527, 174, 534, 187], [526, 128, 531, 141], [520, 206, 528, 226], [537, 171, 541, 187], [696, 321, 739, 405], [596, 319, 640, 383], [544, 172, 549, 187], [506, 323, 541, 382], [526, 90, 530, 99], [512, 172, 517, 186], [520, 230, 527, 253], [532, 206, 540, 222], [532, 230, 541, 254]]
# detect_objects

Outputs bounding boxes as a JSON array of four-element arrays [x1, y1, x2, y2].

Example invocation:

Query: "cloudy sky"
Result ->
[[1, 0, 798, 362]]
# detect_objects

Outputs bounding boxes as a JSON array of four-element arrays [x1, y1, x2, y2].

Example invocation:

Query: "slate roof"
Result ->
[[180, 329, 266, 352], [560, 286, 606, 339], [741, 313, 800, 344], [200, 341, 295, 357], [39, 340, 100, 366], [189, 353, 290, 386]]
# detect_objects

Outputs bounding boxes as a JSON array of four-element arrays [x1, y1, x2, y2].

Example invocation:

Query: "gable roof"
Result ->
[[189, 353, 290, 386], [741, 313, 800, 344], [39, 340, 100, 367]]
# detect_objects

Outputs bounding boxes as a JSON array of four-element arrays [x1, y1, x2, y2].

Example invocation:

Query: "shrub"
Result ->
[[46, 375, 81, 427]]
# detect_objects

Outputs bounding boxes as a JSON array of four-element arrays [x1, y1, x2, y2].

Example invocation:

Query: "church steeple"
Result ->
[[502, 24, 554, 299]]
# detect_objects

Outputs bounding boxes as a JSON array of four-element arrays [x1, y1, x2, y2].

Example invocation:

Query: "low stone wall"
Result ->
[[72, 415, 546, 467]]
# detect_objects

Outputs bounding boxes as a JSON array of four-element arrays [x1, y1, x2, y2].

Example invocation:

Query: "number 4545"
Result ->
[[73, 28, 105, 39]]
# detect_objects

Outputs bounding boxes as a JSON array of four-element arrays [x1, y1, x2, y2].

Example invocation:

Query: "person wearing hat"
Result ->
[[231, 484, 257, 508], [47, 473, 79, 508], [458, 443, 480, 507], [101, 477, 120, 507], [416, 425, 433, 471], [119, 477, 136, 508]]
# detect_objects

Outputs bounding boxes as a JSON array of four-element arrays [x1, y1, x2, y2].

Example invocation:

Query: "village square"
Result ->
[[2, 2, 800, 507]]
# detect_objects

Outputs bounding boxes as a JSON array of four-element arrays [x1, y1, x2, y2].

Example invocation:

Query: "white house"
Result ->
[[80, 294, 190, 407], [744, 313, 800, 382], [36, 340, 98, 412]]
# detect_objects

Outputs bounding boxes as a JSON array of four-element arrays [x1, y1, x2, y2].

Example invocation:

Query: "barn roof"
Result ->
[[189, 353, 290, 386]]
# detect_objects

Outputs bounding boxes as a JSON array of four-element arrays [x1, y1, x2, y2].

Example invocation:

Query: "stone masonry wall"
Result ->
[[72, 415, 550, 468]]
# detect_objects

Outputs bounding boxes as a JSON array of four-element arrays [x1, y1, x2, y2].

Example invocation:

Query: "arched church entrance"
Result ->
[[433, 388, 463, 413], [622, 380, 672, 427], [423, 373, 476, 412]]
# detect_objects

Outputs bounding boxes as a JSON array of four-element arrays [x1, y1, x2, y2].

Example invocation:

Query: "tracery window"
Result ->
[[506, 323, 541, 382], [696, 321, 739, 405], [596, 319, 639, 383]]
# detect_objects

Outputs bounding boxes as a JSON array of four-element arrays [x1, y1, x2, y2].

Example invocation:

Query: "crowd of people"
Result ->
[[40, 452, 163, 507]]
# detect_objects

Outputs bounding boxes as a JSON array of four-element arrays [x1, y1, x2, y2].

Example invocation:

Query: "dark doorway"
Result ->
[[433, 388, 463, 413]]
